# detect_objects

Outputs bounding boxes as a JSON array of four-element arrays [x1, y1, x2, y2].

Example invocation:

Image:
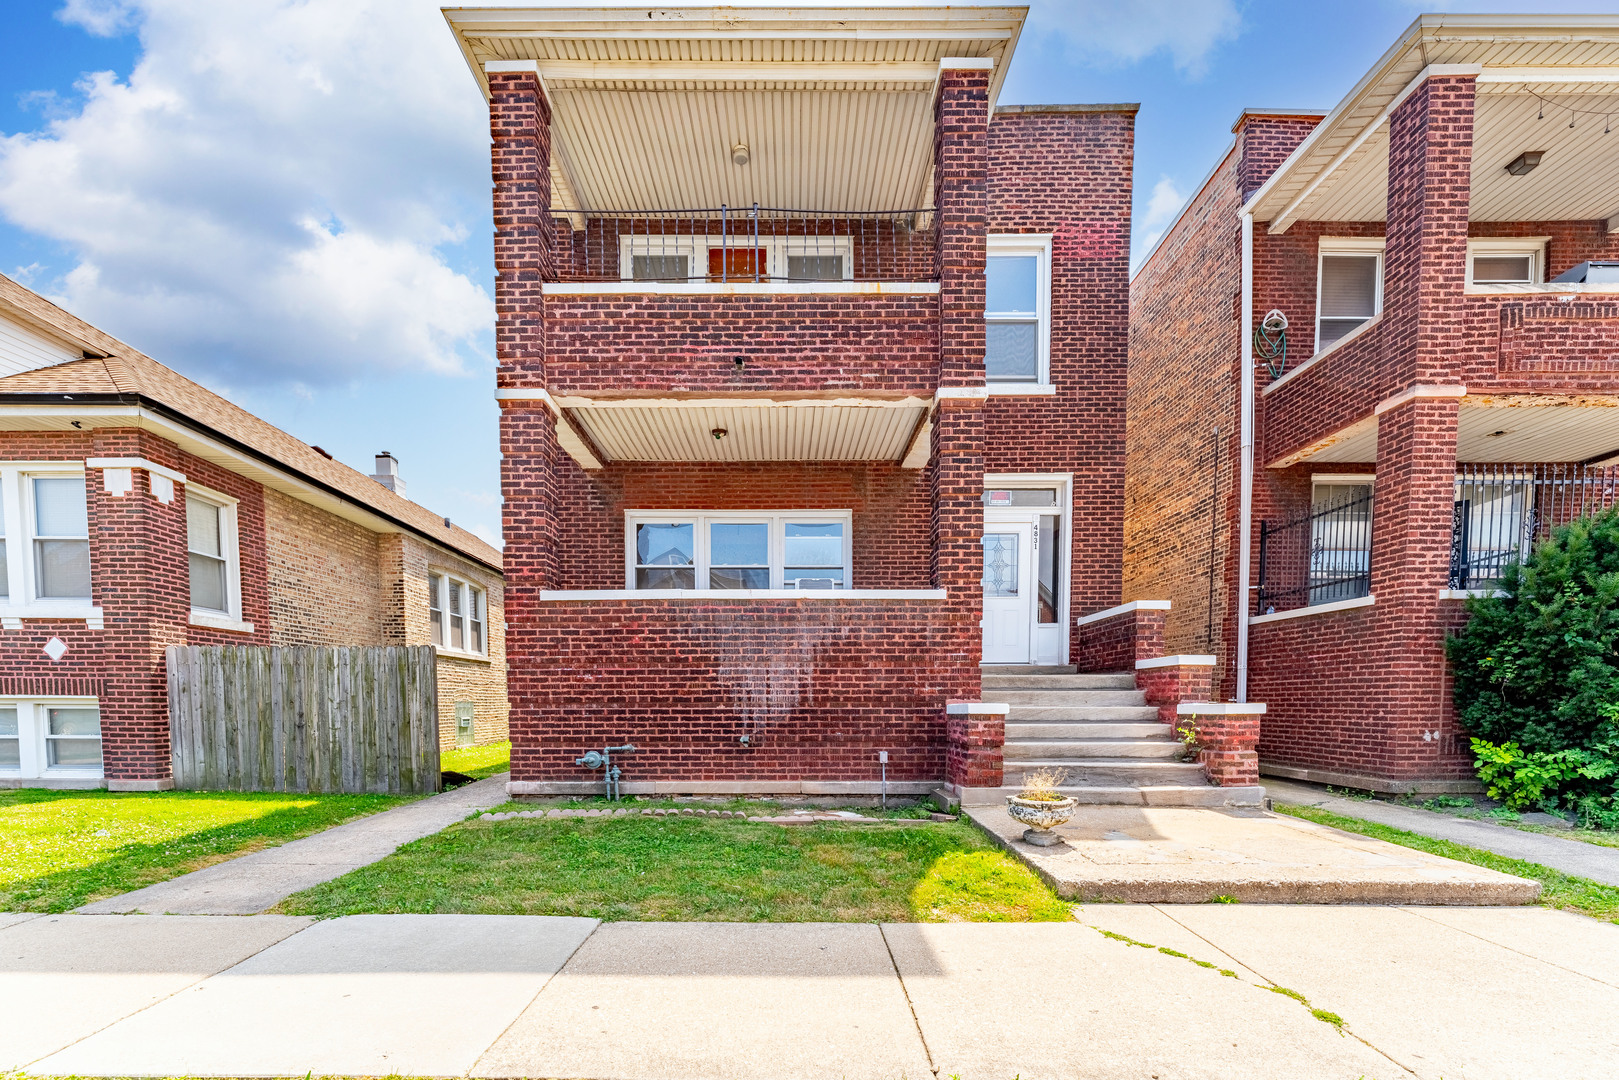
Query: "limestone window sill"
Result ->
[[540, 588, 948, 601], [433, 645, 492, 664], [0, 603, 105, 630], [985, 383, 1057, 396], [189, 610, 255, 634]]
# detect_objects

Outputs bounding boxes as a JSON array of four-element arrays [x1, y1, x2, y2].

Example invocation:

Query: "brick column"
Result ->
[[490, 69, 553, 389]]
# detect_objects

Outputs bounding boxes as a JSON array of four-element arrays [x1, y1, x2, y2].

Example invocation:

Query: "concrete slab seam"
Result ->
[[465, 918, 605, 1078], [1397, 905, 1619, 992], [877, 923, 940, 1077]]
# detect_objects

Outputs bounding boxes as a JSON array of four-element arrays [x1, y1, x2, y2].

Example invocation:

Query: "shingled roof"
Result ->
[[0, 273, 501, 573]]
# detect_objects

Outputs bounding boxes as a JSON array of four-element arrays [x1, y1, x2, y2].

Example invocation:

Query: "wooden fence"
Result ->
[[167, 645, 440, 794]]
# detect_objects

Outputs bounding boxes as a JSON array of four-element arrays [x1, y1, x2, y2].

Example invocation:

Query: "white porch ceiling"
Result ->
[[443, 6, 1026, 213], [564, 399, 929, 464], [1291, 398, 1619, 466]]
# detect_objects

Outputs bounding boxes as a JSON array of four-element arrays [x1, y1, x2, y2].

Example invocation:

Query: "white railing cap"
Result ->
[[1176, 702, 1267, 715], [1136, 654, 1217, 669], [1076, 599, 1171, 626]]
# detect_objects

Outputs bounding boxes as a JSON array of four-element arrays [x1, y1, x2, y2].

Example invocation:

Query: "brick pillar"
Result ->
[[490, 69, 553, 389]]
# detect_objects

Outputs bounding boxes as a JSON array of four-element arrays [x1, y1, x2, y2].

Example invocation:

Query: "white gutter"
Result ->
[[1236, 212, 1255, 702]]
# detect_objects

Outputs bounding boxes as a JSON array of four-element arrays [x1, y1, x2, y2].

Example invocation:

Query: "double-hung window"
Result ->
[[985, 234, 1052, 385], [186, 488, 242, 624], [1315, 238, 1385, 353], [0, 699, 102, 778], [626, 511, 852, 591], [428, 572, 486, 656], [0, 466, 94, 613]]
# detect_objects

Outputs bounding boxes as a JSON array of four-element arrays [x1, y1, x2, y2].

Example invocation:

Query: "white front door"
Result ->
[[981, 522, 1033, 664]]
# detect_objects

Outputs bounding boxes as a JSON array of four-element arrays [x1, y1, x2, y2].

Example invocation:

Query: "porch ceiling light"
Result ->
[[1505, 151, 1544, 176], [732, 142, 750, 166], [711, 427, 729, 441]]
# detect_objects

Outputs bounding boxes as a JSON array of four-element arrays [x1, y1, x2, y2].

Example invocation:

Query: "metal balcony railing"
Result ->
[[1450, 463, 1619, 590], [1257, 486, 1374, 615], [554, 206, 938, 284]]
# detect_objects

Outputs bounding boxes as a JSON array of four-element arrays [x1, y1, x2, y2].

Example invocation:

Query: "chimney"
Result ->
[[371, 451, 406, 498]]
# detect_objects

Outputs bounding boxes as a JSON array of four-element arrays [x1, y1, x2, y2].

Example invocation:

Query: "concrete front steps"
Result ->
[[979, 666, 1262, 808]]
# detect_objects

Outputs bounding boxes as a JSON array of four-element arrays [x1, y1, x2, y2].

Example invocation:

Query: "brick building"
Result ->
[[0, 273, 507, 790], [1127, 15, 1619, 792], [444, 5, 1163, 800]]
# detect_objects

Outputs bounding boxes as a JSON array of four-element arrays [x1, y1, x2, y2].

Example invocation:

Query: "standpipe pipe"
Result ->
[[1236, 212, 1255, 702]]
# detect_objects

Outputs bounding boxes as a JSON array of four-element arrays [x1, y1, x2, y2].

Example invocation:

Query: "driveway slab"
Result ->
[[883, 921, 1395, 1080], [968, 803, 1541, 903], [0, 914, 308, 1071], [1160, 904, 1619, 1080], [35, 913, 596, 1078], [78, 774, 510, 914], [474, 922, 933, 1080]]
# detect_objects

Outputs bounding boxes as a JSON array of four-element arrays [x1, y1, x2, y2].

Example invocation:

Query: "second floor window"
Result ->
[[985, 235, 1052, 384], [1316, 239, 1384, 352], [429, 572, 486, 655]]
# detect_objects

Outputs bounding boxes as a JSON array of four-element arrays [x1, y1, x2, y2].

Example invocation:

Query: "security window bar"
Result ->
[[1449, 464, 1619, 591], [1256, 485, 1374, 614], [627, 513, 851, 591]]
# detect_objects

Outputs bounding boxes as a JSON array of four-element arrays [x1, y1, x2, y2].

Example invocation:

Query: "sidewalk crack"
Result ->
[[878, 923, 939, 1077]]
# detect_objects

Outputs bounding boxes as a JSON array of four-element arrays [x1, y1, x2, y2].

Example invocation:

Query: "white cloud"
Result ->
[[1132, 175, 1187, 268], [0, 0, 492, 386], [1029, 0, 1241, 75]]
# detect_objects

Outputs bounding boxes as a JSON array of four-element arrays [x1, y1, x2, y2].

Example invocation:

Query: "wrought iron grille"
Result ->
[[1450, 463, 1619, 589], [1256, 486, 1374, 615], [555, 205, 938, 284]]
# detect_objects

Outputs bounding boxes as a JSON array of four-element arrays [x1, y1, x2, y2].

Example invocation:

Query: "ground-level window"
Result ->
[[0, 700, 102, 778], [186, 488, 241, 619], [626, 511, 852, 590], [429, 572, 486, 655]]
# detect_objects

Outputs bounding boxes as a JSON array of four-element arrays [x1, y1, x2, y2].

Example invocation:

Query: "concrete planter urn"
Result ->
[[1006, 794, 1077, 846]]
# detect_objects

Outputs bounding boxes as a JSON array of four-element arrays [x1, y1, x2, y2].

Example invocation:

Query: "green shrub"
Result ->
[[1448, 509, 1619, 824]]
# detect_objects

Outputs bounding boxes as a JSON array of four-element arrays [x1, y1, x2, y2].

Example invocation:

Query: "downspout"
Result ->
[[1236, 212, 1255, 702]]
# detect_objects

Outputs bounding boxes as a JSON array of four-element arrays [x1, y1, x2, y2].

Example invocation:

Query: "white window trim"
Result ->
[[185, 483, 248, 631], [617, 234, 856, 283], [0, 697, 102, 779], [1312, 473, 1376, 488], [1315, 237, 1385, 356], [429, 570, 488, 659], [0, 463, 103, 626], [986, 233, 1053, 389], [625, 510, 854, 592], [1465, 236, 1549, 288]]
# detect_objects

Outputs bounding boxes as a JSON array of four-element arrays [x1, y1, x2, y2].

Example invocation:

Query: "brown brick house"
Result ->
[[444, 5, 1167, 801], [1127, 14, 1619, 792], [0, 273, 506, 789]]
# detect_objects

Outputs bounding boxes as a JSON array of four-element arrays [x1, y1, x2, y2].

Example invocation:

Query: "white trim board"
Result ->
[[1076, 599, 1171, 626], [1249, 594, 1375, 625]]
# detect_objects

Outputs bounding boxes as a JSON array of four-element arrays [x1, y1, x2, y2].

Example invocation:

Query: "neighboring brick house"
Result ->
[[444, 6, 1138, 798], [1127, 14, 1619, 792], [0, 273, 507, 790]]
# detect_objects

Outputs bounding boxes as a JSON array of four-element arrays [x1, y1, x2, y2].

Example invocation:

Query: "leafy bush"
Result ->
[[1448, 509, 1619, 825]]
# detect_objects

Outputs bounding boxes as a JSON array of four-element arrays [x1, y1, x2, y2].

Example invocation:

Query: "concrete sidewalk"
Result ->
[[4, 908, 1617, 1079], [1266, 778, 1619, 886], [78, 774, 510, 915]]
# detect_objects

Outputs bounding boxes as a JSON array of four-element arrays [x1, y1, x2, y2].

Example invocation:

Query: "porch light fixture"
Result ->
[[711, 427, 729, 441], [1505, 151, 1544, 176], [731, 142, 750, 166]]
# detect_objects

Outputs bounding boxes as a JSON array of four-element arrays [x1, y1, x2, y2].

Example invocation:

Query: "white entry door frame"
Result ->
[[982, 472, 1073, 666]]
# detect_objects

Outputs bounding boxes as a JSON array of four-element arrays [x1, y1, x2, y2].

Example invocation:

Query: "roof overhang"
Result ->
[[1244, 14, 1619, 233], [442, 5, 1027, 213]]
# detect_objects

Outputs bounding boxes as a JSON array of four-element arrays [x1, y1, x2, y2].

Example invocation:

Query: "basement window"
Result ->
[[0, 699, 102, 779], [1315, 239, 1384, 353], [626, 511, 852, 591]]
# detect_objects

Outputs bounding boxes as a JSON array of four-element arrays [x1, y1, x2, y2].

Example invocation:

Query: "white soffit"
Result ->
[[1282, 399, 1619, 466], [442, 6, 1027, 213], [1246, 14, 1619, 231], [566, 400, 929, 463]]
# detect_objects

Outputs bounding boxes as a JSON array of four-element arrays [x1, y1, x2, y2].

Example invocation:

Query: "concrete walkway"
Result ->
[[78, 774, 510, 915], [966, 802, 1540, 903], [1266, 777, 1619, 887], [2, 908, 1616, 1079]]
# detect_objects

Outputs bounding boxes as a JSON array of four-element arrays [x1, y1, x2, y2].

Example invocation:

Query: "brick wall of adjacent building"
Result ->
[[263, 488, 385, 647]]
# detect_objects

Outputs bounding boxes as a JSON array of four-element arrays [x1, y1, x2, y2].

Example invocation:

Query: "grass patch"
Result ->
[[0, 788, 410, 912], [278, 813, 1067, 922], [441, 739, 511, 780], [1274, 802, 1619, 924]]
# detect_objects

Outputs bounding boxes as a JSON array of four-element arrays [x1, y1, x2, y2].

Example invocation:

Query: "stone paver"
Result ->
[[473, 922, 933, 1080], [77, 773, 510, 915], [0, 914, 309, 1071], [1266, 777, 1619, 886], [967, 803, 1541, 903], [1156, 904, 1619, 1080], [36, 913, 597, 1078]]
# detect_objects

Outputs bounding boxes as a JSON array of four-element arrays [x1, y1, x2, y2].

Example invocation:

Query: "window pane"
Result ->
[[784, 568, 844, 589], [428, 574, 443, 610], [189, 553, 227, 612], [1473, 255, 1533, 283], [636, 566, 695, 589], [1318, 317, 1368, 349], [787, 254, 843, 281], [982, 533, 1020, 597], [36, 540, 91, 598], [451, 614, 464, 650], [0, 542, 8, 599], [49, 707, 100, 737], [0, 708, 15, 737], [0, 708, 16, 770], [986, 321, 1038, 380], [986, 255, 1038, 313], [710, 522, 769, 567], [430, 608, 443, 645], [33, 478, 87, 537], [784, 523, 842, 567], [48, 738, 102, 768], [1319, 255, 1378, 318], [631, 254, 689, 282], [1037, 515, 1059, 624], [186, 496, 222, 558], [636, 523, 694, 567], [711, 567, 770, 589]]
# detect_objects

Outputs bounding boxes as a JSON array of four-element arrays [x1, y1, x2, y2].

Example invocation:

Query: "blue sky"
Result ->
[[3, 0, 1616, 546]]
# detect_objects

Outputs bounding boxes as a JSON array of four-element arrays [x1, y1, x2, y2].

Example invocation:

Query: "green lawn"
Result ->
[[0, 788, 411, 912], [1274, 802, 1619, 924], [280, 811, 1070, 922], [441, 739, 511, 779]]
